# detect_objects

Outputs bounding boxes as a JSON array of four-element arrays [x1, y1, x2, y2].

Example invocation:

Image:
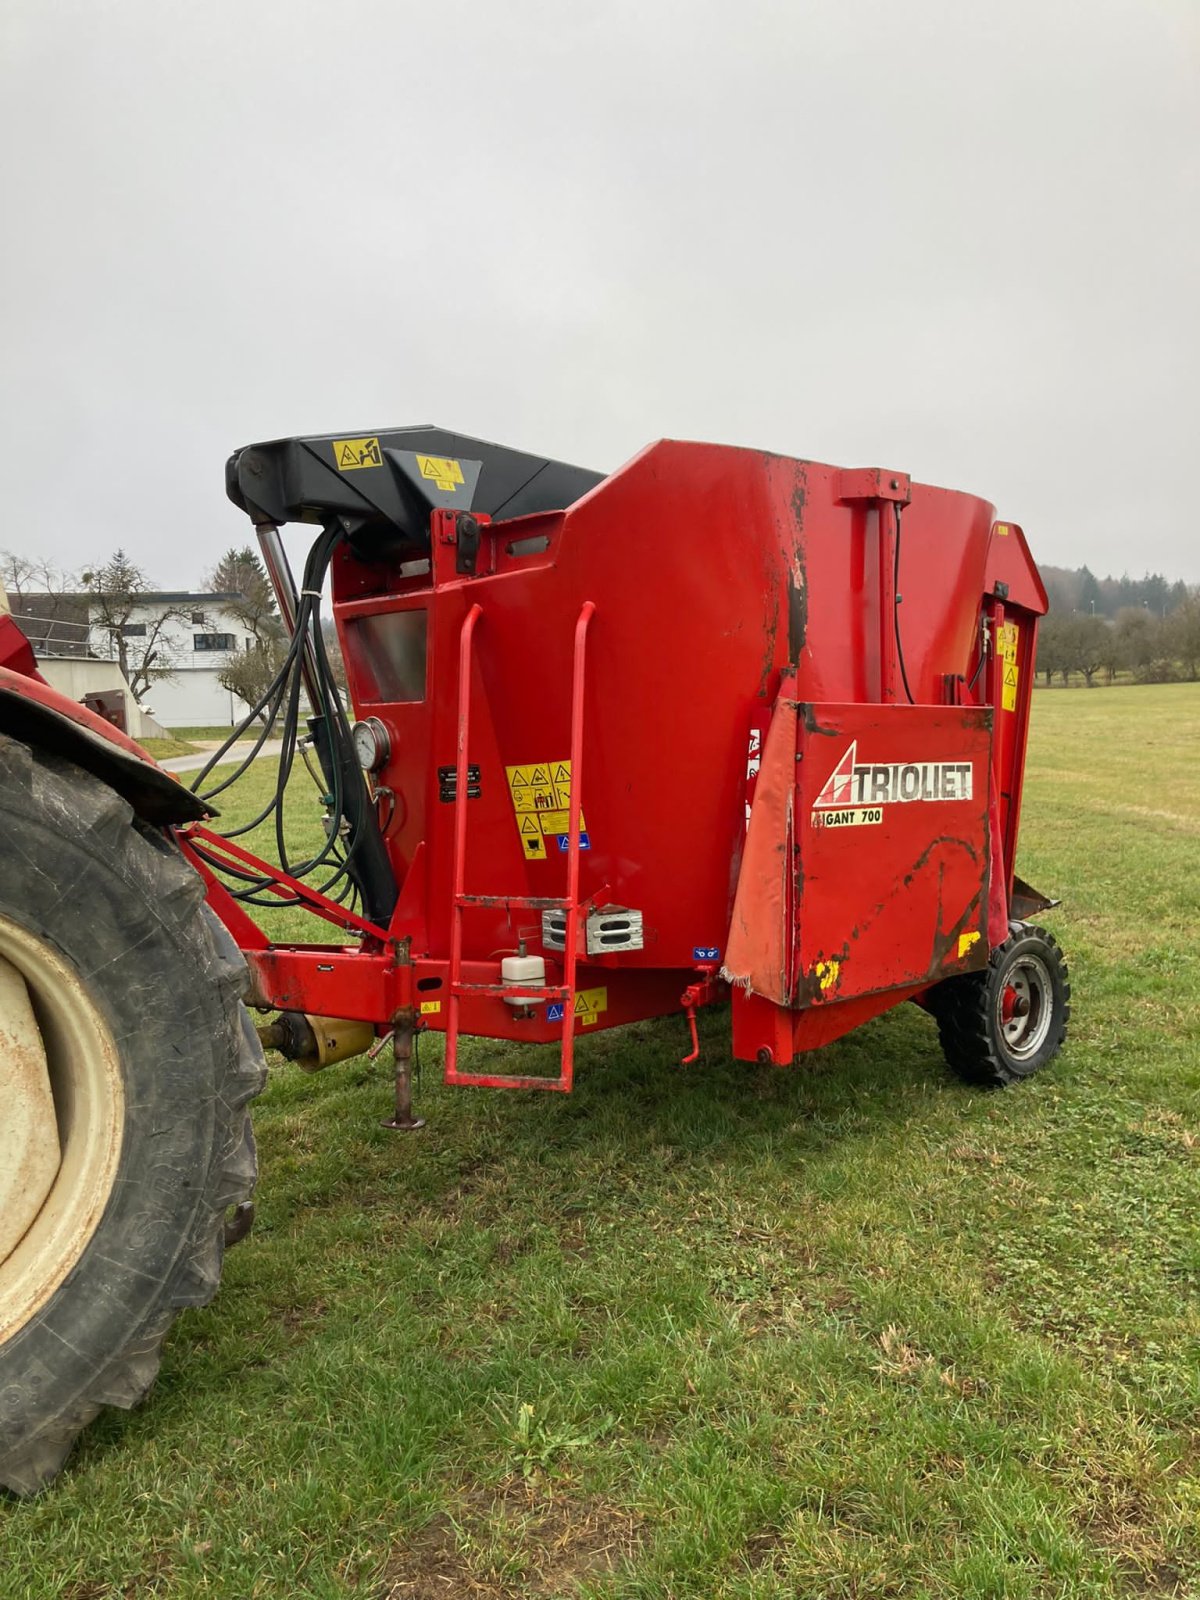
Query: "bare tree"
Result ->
[[217, 635, 287, 719], [1165, 593, 1200, 681], [1056, 613, 1110, 688], [81, 550, 195, 701], [1, 551, 74, 600], [1114, 607, 1162, 682], [1036, 615, 1067, 686]]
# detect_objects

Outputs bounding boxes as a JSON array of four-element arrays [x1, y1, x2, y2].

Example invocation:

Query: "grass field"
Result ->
[[5, 685, 1199, 1598]]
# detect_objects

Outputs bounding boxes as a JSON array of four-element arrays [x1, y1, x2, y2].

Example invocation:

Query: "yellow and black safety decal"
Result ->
[[574, 986, 607, 1026], [998, 621, 1020, 712], [332, 436, 383, 471], [416, 454, 464, 493], [505, 759, 590, 856], [546, 986, 608, 1026]]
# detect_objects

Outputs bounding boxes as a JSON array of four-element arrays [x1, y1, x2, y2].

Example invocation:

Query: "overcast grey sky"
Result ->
[[1, 0, 1196, 586]]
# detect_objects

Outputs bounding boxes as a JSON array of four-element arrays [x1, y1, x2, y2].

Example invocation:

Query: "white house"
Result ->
[[88, 592, 260, 728]]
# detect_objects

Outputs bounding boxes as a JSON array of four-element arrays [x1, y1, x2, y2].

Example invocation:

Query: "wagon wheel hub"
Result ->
[[996, 954, 1053, 1061]]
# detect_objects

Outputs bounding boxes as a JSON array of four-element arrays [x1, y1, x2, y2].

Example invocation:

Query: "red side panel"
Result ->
[[725, 699, 993, 1052], [724, 697, 796, 1003]]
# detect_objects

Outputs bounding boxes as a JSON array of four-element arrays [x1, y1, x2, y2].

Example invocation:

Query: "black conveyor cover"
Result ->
[[226, 425, 604, 555]]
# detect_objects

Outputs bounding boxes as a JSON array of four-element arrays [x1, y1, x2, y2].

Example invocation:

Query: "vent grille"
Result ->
[[542, 906, 644, 955]]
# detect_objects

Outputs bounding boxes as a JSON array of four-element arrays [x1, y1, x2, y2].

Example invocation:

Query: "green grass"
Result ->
[[5, 686, 1200, 1598], [168, 725, 254, 741], [137, 735, 201, 760]]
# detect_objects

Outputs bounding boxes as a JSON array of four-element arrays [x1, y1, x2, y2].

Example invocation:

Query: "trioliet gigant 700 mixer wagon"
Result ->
[[0, 429, 1068, 1492]]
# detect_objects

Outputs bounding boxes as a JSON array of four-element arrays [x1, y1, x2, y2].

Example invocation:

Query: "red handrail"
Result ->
[[443, 599, 596, 1090]]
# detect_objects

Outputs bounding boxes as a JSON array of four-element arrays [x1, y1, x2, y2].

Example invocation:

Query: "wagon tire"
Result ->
[[0, 734, 266, 1497], [932, 923, 1070, 1088]]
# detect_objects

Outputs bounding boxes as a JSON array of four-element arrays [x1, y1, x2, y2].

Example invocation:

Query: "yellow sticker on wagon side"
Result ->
[[505, 759, 590, 852], [998, 621, 1020, 712]]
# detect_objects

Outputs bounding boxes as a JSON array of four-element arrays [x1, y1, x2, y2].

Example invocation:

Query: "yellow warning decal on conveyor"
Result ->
[[998, 621, 1020, 712], [506, 759, 589, 853], [332, 437, 383, 471], [416, 454, 464, 493]]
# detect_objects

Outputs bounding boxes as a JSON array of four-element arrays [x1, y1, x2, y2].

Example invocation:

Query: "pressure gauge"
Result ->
[[351, 717, 391, 773]]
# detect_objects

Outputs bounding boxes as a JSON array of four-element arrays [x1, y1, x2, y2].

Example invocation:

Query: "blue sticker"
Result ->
[[546, 1001, 565, 1022], [693, 945, 721, 961], [556, 832, 590, 851]]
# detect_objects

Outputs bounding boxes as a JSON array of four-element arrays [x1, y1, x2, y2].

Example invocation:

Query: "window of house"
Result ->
[[122, 623, 147, 637], [194, 633, 236, 651], [191, 611, 206, 624]]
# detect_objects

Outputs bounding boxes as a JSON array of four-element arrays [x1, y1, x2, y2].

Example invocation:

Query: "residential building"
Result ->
[[9, 590, 260, 729]]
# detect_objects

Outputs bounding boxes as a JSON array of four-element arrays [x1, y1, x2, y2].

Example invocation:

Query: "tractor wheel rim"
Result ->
[[997, 953, 1054, 1062], [0, 913, 124, 1343]]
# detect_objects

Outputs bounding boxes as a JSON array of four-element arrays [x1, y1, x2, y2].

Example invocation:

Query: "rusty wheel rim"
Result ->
[[0, 914, 124, 1343]]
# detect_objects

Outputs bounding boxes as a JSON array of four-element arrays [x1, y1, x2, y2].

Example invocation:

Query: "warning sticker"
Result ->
[[333, 436, 383, 471], [511, 783, 558, 814], [957, 931, 981, 960], [416, 454, 464, 493], [506, 758, 590, 853], [573, 986, 608, 1027], [419, 999, 442, 1016], [518, 816, 547, 860], [998, 621, 1020, 712]]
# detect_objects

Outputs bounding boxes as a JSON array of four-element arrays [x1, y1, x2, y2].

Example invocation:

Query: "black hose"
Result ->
[[187, 524, 370, 909], [892, 502, 916, 705]]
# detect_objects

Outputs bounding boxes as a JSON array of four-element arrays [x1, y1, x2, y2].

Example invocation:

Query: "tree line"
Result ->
[[1040, 564, 1191, 621], [1036, 601, 1200, 687]]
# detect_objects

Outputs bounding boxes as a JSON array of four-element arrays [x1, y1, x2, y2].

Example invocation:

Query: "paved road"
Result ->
[[160, 739, 285, 775]]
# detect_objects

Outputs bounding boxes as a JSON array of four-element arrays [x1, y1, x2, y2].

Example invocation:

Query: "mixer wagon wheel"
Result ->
[[0, 735, 266, 1496], [932, 924, 1070, 1088]]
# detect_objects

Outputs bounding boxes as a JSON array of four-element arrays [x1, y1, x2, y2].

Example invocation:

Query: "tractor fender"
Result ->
[[0, 666, 210, 826]]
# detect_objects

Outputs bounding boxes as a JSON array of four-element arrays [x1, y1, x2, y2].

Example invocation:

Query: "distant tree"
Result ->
[[1095, 620, 1123, 685], [81, 550, 195, 701], [1, 551, 72, 600], [217, 636, 287, 719], [1062, 613, 1110, 687], [1114, 607, 1162, 682], [1165, 594, 1200, 681], [1076, 566, 1104, 619], [1036, 615, 1068, 686], [208, 547, 278, 644]]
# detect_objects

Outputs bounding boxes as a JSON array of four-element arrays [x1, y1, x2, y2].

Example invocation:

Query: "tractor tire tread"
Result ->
[[0, 735, 266, 1497]]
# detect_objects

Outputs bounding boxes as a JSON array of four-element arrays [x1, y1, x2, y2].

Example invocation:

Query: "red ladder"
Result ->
[[443, 599, 597, 1092]]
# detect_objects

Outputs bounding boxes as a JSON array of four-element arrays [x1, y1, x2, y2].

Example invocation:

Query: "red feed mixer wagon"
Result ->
[[0, 428, 1069, 1492]]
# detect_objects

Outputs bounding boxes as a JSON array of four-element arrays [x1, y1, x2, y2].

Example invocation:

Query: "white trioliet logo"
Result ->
[[813, 740, 973, 810]]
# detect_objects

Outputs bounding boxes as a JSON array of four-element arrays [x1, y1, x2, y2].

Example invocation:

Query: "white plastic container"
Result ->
[[500, 952, 546, 1009]]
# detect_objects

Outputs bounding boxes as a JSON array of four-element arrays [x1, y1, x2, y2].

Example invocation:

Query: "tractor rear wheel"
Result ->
[[932, 923, 1070, 1087], [0, 735, 265, 1496]]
